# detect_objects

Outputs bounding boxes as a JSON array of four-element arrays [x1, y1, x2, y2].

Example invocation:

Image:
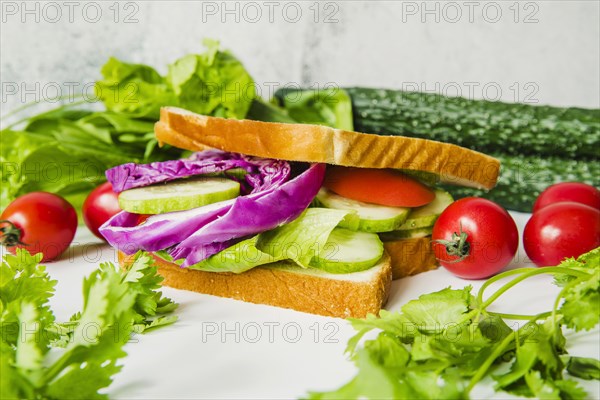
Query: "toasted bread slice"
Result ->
[[383, 236, 439, 279], [155, 107, 500, 190], [119, 251, 392, 319]]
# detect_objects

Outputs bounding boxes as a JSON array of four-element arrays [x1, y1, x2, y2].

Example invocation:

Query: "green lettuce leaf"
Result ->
[[257, 208, 354, 268], [246, 98, 297, 123], [158, 236, 283, 274], [167, 39, 256, 119], [274, 87, 354, 130], [95, 39, 256, 121], [158, 208, 355, 273], [95, 57, 176, 119]]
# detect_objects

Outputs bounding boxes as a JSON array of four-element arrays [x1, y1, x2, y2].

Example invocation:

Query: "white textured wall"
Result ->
[[2, 0, 599, 120]]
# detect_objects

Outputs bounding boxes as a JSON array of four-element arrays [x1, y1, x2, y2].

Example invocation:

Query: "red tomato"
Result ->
[[136, 214, 150, 225], [0, 192, 77, 262], [323, 167, 435, 207], [533, 182, 600, 212], [432, 197, 519, 279], [83, 182, 121, 240], [524, 202, 600, 267]]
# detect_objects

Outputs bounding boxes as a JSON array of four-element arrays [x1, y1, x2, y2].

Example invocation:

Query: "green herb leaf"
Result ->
[[167, 39, 256, 119], [565, 356, 600, 380], [274, 87, 354, 130], [401, 286, 472, 333], [313, 247, 600, 399], [308, 348, 402, 399], [0, 249, 177, 399], [96, 57, 175, 119]]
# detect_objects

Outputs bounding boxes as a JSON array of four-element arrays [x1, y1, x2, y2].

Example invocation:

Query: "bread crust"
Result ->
[[119, 251, 392, 319], [383, 236, 439, 279], [156, 107, 500, 190]]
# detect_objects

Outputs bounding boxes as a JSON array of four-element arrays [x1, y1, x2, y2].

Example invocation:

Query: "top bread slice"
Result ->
[[155, 107, 500, 190]]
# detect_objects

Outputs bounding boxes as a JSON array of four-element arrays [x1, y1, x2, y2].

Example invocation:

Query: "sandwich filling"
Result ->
[[100, 150, 452, 274]]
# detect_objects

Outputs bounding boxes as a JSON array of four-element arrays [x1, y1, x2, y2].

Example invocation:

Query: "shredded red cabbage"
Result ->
[[107, 149, 290, 195], [100, 151, 325, 267]]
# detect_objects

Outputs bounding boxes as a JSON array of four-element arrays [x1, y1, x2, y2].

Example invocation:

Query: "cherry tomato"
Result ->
[[431, 197, 518, 279], [524, 202, 600, 267], [323, 167, 435, 207], [533, 182, 600, 212], [83, 182, 121, 240], [0, 192, 77, 262]]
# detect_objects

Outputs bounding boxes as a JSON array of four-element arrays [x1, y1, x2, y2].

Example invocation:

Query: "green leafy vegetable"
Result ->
[[167, 38, 256, 119], [274, 87, 354, 130], [0, 110, 182, 212], [0, 249, 177, 399], [311, 247, 600, 399], [246, 98, 297, 123], [565, 357, 600, 380], [1, 40, 260, 214], [156, 208, 357, 273], [157, 236, 283, 274], [95, 57, 176, 119], [257, 208, 355, 268]]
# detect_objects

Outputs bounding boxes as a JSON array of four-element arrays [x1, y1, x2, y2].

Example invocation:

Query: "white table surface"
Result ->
[[11, 211, 599, 399]]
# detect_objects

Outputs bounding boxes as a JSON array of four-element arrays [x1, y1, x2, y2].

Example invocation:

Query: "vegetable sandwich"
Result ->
[[100, 107, 500, 318]]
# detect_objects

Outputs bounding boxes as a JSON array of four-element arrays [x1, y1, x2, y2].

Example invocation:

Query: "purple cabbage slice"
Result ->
[[100, 150, 325, 267], [107, 149, 290, 194], [169, 163, 326, 265]]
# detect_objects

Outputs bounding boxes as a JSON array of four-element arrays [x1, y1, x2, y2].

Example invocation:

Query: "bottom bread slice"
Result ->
[[383, 236, 439, 280], [118, 251, 392, 319]]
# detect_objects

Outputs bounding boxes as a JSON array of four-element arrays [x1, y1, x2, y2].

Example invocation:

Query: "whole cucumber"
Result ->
[[346, 87, 600, 160], [442, 154, 600, 212]]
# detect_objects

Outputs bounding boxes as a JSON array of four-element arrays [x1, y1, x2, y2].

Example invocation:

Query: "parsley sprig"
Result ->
[[310, 247, 600, 399], [0, 249, 178, 399]]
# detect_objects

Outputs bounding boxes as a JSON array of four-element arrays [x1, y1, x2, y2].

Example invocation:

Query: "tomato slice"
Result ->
[[323, 167, 435, 207], [136, 214, 151, 225]]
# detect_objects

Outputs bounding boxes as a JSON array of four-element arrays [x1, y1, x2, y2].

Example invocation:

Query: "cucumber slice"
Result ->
[[205, 168, 248, 180], [316, 188, 410, 232], [379, 226, 433, 241], [396, 189, 454, 230], [310, 228, 384, 274], [400, 169, 440, 187], [119, 177, 240, 214]]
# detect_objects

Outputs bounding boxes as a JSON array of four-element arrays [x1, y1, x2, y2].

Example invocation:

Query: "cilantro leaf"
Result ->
[[565, 356, 600, 380], [524, 370, 561, 399], [559, 268, 600, 331], [552, 379, 588, 399], [346, 310, 413, 354], [45, 361, 122, 400], [0, 250, 178, 399], [314, 248, 600, 400], [401, 286, 472, 333], [363, 332, 410, 374], [308, 348, 403, 399]]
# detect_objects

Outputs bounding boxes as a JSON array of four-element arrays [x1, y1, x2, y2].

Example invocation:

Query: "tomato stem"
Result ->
[[432, 223, 470, 263], [0, 220, 27, 247]]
